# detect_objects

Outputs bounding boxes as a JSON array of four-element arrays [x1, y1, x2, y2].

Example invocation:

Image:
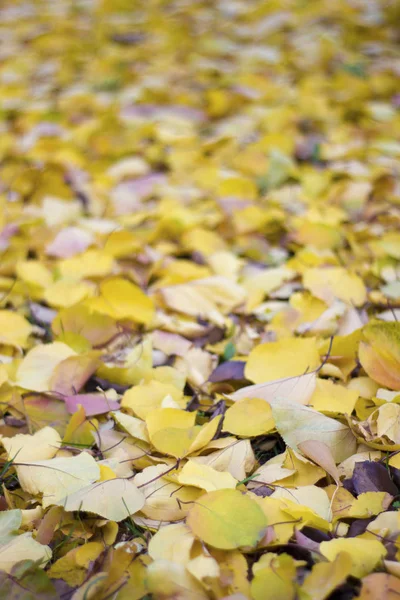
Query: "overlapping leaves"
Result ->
[[0, 0, 399, 598]]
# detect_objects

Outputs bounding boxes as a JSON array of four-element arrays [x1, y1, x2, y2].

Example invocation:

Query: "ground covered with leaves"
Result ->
[[0, 0, 400, 598]]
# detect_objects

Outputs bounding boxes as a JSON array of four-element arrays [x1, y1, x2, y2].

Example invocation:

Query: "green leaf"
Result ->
[[0, 560, 57, 600]]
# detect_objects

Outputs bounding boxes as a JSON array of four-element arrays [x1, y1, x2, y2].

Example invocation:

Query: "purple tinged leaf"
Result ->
[[347, 518, 374, 537], [209, 361, 246, 382], [64, 393, 120, 416], [295, 530, 321, 553], [344, 461, 398, 496]]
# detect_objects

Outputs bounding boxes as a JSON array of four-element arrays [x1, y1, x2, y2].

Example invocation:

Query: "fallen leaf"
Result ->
[[299, 552, 352, 600], [16, 343, 77, 393], [222, 398, 274, 437], [178, 460, 237, 491], [186, 489, 267, 550], [358, 573, 400, 600], [0, 560, 57, 599], [55, 478, 145, 521], [92, 278, 155, 325], [320, 538, 386, 578], [359, 322, 400, 390], [17, 452, 100, 508], [271, 398, 357, 462], [298, 440, 340, 485], [231, 372, 317, 405], [245, 338, 321, 384]]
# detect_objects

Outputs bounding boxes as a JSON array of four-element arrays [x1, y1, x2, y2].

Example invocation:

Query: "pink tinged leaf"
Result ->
[[65, 393, 120, 416], [0, 224, 19, 251], [24, 395, 69, 433], [46, 227, 93, 258], [218, 197, 253, 216], [231, 372, 316, 405], [152, 330, 192, 357], [112, 173, 167, 215], [295, 530, 322, 553], [36, 506, 64, 545], [50, 354, 101, 396], [120, 103, 206, 123], [209, 361, 246, 382], [257, 525, 276, 546], [30, 303, 57, 325], [298, 440, 340, 485]]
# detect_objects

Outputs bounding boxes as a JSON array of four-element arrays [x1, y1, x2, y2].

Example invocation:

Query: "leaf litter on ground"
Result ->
[[0, 0, 399, 598]]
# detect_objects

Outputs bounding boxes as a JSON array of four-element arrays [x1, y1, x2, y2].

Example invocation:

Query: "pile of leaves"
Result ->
[[0, 0, 400, 597]]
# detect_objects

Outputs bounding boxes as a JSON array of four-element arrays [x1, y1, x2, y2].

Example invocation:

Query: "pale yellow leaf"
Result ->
[[178, 460, 237, 491], [56, 478, 145, 521], [320, 538, 386, 578], [16, 342, 77, 392], [245, 338, 320, 384]]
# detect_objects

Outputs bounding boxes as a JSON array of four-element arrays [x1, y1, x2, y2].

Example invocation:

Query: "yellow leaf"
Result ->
[[0, 311, 32, 348], [298, 440, 340, 485], [146, 560, 209, 600], [272, 486, 332, 531], [93, 278, 154, 324], [0, 365, 8, 388], [309, 379, 359, 415], [103, 229, 141, 257], [52, 304, 118, 347], [148, 523, 195, 564], [256, 497, 298, 545], [208, 548, 251, 598], [63, 405, 97, 447], [281, 448, 327, 487], [97, 337, 154, 386], [191, 438, 255, 482], [299, 552, 352, 600], [16, 342, 77, 392], [50, 351, 100, 395], [373, 403, 400, 443], [187, 416, 222, 455], [145, 408, 196, 457], [178, 460, 237, 491], [243, 267, 296, 311], [98, 464, 117, 481], [245, 338, 320, 384], [17, 452, 100, 508], [251, 553, 297, 600], [133, 464, 201, 522], [359, 322, 400, 390], [159, 276, 245, 327], [55, 478, 145, 521], [271, 398, 357, 462], [231, 372, 317, 406], [187, 554, 220, 584], [186, 489, 267, 550], [44, 280, 93, 308], [0, 532, 52, 573], [222, 397, 274, 437], [320, 538, 386, 578], [0, 426, 61, 461], [121, 380, 185, 419], [303, 267, 367, 306], [48, 542, 103, 586], [16, 260, 53, 288], [58, 250, 114, 280], [348, 492, 392, 518], [111, 410, 150, 443]]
